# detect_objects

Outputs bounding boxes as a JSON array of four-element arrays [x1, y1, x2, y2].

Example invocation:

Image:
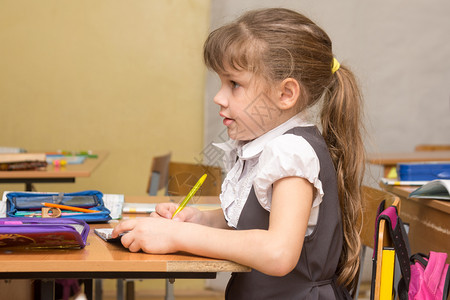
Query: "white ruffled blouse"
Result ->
[[214, 113, 324, 235]]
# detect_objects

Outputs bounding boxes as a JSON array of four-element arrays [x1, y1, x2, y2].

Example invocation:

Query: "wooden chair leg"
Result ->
[[126, 280, 135, 300]]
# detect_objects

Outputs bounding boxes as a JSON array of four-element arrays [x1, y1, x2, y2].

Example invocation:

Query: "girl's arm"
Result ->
[[113, 176, 312, 276]]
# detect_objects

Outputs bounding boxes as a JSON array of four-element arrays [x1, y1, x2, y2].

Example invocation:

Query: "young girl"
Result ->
[[113, 8, 365, 299]]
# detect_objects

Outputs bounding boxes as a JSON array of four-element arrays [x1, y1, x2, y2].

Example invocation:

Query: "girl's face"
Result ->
[[214, 69, 282, 141]]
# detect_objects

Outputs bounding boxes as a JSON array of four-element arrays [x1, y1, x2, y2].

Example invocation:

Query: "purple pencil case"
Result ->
[[0, 217, 89, 249]]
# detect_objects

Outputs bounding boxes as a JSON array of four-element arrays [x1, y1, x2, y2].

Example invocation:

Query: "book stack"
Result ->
[[0, 153, 47, 171]]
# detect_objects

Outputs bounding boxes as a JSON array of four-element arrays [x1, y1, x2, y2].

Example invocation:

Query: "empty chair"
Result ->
[[356, 186, 400, 299], [147, 152, 172, 195], [167, 161, 222, 197]]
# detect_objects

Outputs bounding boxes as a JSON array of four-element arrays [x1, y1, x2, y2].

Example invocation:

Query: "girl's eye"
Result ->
[[231, 81, 240, 89]]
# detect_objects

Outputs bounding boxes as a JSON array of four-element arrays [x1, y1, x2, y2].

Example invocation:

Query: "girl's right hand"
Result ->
[[151, 202, 204, 224]]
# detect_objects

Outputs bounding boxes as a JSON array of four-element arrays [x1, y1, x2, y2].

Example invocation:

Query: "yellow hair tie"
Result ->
[[331, 57, 340, 74]]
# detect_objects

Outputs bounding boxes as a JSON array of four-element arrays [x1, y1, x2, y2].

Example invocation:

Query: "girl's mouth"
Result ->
[[223, 117, 234, 127]]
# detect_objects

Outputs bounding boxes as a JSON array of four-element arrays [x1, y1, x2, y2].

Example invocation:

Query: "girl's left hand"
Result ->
[[112, 217, 179, 253], [150, 202, 203, 224]]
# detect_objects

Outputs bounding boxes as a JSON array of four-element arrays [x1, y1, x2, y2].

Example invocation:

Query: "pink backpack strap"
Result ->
[[372, 201, 412, 300], [374, 203, 412, 284], [425, 252, 447, 294]]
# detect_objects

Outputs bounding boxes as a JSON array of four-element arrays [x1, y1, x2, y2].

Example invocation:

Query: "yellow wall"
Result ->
[[0, 0, 210, 195]]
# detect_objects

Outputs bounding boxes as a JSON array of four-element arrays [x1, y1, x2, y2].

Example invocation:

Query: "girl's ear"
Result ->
[[276, 78, 300, 110]]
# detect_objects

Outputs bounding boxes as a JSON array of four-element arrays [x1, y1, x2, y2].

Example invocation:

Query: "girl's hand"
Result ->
[[112, 217, 180, 253], [149, 203, 177, 219], [151, 202, 204, 224]]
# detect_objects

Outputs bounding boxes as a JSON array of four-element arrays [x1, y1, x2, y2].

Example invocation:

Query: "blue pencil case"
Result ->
[[397, 162, 450, 181], [5, 190, 111, 223]]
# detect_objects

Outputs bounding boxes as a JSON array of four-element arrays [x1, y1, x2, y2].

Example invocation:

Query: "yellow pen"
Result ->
[[172, 173, 207, 219]]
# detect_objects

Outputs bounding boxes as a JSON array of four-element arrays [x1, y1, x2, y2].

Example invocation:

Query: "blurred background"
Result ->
[[1, 0, 449, 195], [1, 1, 449, 299]]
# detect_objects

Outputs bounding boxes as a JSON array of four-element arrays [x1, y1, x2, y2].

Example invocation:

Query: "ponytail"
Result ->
[[321, 65, 365, 293]]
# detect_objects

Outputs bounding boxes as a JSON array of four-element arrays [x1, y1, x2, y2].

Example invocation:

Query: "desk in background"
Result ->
[[381, 184, 450, 263], [0, 151, 108, 191], [368, 150, 450, 177]]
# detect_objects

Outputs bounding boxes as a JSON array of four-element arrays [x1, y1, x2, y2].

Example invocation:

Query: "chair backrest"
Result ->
[[167, 162, 222, 196], [360, 186, 400, 249], [360, 186, 400, 300], [147, 152, 171, 195], [414, 144, 450, 151]]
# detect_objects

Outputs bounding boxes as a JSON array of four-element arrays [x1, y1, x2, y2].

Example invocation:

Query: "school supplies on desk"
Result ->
[[0, 146, 26, 154], [381, 178, 429, 186], [13, 210, 84, 218], [0, 217, 89, 249], [5, 190, 111, 223], [94, 228, 127, 243], [398, 162, 450, 181], [46, 155, 86, 165], [121, 202, 221, 215], [0, 153, 47, 171], [409, 179, 450, 200], [41, 202, 100, 213], [46, 150, 98, 159], [102, 194, 124, 219], [122, 202, 156, 214], [172, 173, 207, 219]]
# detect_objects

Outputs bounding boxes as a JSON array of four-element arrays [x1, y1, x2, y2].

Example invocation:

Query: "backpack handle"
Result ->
[[410, 253, 429, 268], [374, 202, 412, 286]]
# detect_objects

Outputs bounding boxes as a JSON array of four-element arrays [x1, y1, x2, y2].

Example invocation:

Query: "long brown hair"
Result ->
[[204, 8, 365, 292]]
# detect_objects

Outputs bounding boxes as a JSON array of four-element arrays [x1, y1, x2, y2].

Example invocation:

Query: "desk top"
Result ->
[[0, 195, 250, 277], [381, 184, 450, 215], [0, 151, 108, 179], [380, 184, 450, 262], [368, 150, 450, 165], [0, 222, 249, 275]]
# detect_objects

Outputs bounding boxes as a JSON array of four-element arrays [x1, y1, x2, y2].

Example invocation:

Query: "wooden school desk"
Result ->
[[367, 150, 450, 177], [380, 184, 450, 263], [0, 151, 108, 191], [0, 195, 250, 300]]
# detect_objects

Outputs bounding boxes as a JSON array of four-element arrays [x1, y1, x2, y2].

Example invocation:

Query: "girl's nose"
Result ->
[[213, 87, 228, 107]]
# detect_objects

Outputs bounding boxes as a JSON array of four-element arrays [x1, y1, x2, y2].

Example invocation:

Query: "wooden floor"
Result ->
[[0, 277, 371, 299], [100, 279, 224, 300], [103, 292, 224, 300], [97, 279, 371, 300]]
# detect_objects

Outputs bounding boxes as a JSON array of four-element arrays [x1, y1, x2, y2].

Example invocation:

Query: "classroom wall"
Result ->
[[203, 0, 450, 186], [0, 0, 210, 195], [1, 1, 449, 194]]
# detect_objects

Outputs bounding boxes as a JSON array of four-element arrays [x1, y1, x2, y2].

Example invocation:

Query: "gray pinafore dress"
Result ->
[[225, 126, 352, 299]]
